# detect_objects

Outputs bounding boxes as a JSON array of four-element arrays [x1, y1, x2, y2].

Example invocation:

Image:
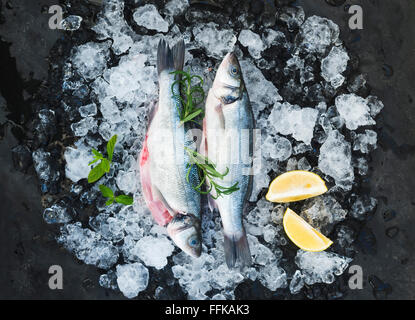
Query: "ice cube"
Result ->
[[240, 60, 282, 118], [336, 225, 355, 248], [32, 149, 61, 192], [64, 143, 93, 183], [262, 134, 292, 161], [321, 46, 349, 88], [211, 293, 226, 300], [289, 270, 305, 294], [263, 224, 278, 243], [116, 263, 149, 299], [353, 130, 377, 154], [193, 22, 236, 59], [60, 15, 82, 31], [350, 195, 377, 221], [268, 102, 319, 145], [318, 130, 354, 190], [249, 170, 270, 202], [295, 250, 352, 285], [353, 157, 369, 176], [99, 270, 118, 290], [278, 6, 305, 31], [301, 195, 347, 234], [43, 202, 74, 224], [92, 0, 134, 55], [133, 4, 169, 33], [262, 29, 287, 48], [134, 236, 175, 270], [57, 223, 119, 270], [297, 157, 311, 171], [258, 264, 287, 291], [286, 157, 298, 171], [297, 16, 340, 55], [116, 170, 137, 194], [79, 103, 97, 117], [238, 30, 266, 59], [367, 95, 384, 117], [71, 116, 97, 137], [89, 213, 125, 242], [71, 41, 111, 80], [271, 204, 286, 225], [164, 0, 189, 18], [335, 94, 375, 130]]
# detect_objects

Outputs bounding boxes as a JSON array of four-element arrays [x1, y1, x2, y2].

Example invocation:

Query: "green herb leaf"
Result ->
[[101, 158, 111, 173], [105, 198, 114, 206], [88, 162, 106, 183], [99, 184, 114, 198], [115, 195, 134, 205], [170, 70, 204, 126], [180, 109, 203, 126], [88, 158, 100, 166], [183, 146, 239, 198], [92, 149, 104, 159], [107, 135, 117, 162]]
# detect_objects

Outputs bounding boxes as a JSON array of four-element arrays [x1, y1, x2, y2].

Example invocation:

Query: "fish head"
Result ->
[[212, 52, 244, 104], [167, 213, 202, 257]]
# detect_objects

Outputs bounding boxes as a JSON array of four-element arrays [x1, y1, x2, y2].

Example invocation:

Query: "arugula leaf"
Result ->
[[107, 135, 117, 162], [99, 184, 114, 198], [88, 162, 106, 183], [115, 195, 134, 205]]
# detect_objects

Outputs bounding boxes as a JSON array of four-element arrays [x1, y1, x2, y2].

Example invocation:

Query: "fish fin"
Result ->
[[207, 88, 225, 129], [172, 39, 185, 72], [157, 39, 174, 75], [147, 101, 158, 127], [151, 184, 177, 217], [223, 229, 252, 269], [139, 137, 173, 226]]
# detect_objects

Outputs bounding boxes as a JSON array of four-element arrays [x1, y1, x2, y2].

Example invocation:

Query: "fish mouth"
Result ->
[[225, 52, 239, 65]]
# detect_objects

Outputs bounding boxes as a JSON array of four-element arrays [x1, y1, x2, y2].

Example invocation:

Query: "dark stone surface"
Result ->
[[0, 0, 414, 299]]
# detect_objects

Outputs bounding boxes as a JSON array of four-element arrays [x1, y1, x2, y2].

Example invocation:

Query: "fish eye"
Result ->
[[230, 65, 238, 75], [188, 236, 199, 247]]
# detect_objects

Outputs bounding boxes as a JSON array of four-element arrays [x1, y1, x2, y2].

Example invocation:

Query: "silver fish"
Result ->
[[139, 39, 202, 257], [202, 53, 254, 268]]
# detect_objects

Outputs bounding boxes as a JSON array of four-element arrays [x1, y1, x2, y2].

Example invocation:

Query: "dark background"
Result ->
[[0, 0, 414, 299]]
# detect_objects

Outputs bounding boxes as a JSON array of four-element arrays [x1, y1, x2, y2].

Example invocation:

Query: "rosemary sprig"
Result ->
[[170, 70, 205, 126], [184, 146, 239, 199]]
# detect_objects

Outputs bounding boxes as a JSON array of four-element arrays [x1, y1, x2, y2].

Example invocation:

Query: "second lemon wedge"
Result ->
[[283, 208, 333, 252], [265, 170, 327, 203]]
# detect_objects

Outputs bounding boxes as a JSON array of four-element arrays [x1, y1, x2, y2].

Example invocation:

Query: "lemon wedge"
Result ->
[[265, 170, 327, 203], [283, 208, 333, 252]]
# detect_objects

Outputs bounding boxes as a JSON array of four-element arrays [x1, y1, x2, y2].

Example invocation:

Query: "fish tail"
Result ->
[[223, 229, 252, 269], [157, 39, 184, 75], [172, 39, 185, 72]]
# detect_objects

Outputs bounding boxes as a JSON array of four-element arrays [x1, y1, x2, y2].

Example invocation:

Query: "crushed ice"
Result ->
[[35, 1, 384, 299]]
